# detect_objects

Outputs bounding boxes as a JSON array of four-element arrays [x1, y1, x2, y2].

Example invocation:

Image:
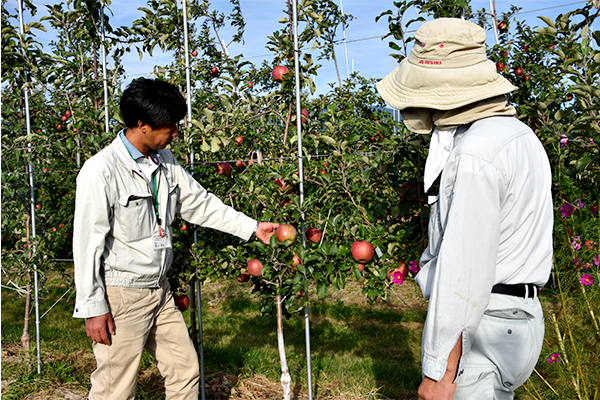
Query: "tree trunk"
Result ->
[[276, 290, 291, 400], [331, 46, 342, 87]]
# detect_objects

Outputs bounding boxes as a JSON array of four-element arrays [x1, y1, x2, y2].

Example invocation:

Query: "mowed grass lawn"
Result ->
[[1, 272, 426, 399]]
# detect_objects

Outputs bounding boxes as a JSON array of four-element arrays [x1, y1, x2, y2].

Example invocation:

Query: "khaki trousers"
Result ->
[[89, 280, 199, 400], [453, 293, 545, 400]]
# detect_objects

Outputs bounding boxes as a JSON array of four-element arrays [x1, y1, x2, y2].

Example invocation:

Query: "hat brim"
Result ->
[[376, 58, 517, 111]]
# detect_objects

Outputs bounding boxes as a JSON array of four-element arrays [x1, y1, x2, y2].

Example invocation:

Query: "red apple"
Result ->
[[351, 240, 374, 264], [236, 160, 244, 168], [235, 136, 243, 145], [357, 263, 365, 273], [498, 21, 507, 31], [191, 50, 198, 57], [237, 272, 250, 282], [181, 224, 188, 231], [388, 259, 409, 280], [216, 162, 231, 177], [567, 94, 574, 101], [292, 253, 302, 267], [522, 45, 529, 53], [175, 294, 190, 312], [211, 67, 219, 77], [496, 62, 505, 72], [272, 65, 290, 82], [57, 124, 63, 130], [246, 258, 263, 276], [521, 75, 530, 82], [43, 168, 49, 172], [301, 108, 308, 123], [514, 67, 523, 76], [306, 228, 322, 243], [276, 224, 297, 245], [248, 82, 253, 88], [65, 110, 72, 117]]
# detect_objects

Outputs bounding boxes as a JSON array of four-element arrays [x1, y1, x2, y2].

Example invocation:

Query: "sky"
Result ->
[[4, 0, 591, 98]]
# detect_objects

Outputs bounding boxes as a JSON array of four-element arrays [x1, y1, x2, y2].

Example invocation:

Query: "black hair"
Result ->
[[120, 78, 187, 129]]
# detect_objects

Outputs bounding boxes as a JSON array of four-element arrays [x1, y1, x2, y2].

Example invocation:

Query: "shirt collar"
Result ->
[[119, 129, 144, 160]]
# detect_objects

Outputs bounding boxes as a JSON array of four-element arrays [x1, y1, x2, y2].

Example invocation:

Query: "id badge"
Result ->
[[153, 228, 172, 250]]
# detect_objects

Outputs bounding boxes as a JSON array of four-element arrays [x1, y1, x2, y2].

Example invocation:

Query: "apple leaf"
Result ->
[[316, 282, 328, 298]]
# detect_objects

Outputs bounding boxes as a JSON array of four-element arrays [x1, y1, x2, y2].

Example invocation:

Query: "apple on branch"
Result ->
[[351, 240, 374, 264], [306, 228, 322, 243], [216, 162, 232, 177], [272, 65, 290, 82], [246, 258, 263, 276], [175, 294, 190, 312], [275, 224, 297, 246]]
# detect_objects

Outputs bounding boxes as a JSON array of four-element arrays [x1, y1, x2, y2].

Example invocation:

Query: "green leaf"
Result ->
[[538, 16, 556, 28], [575, 156, 592, 172], [316, 282, 328, 298], [320, 135, 336, 146], [204, 108, 214, 123]]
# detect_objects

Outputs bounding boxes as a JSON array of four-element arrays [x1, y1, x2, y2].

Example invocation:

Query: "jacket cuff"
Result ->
[[73, 300, 110, 319]]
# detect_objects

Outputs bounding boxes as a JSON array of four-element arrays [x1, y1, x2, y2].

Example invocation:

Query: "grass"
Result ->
[[2, 272, 425, 399], [3, 270, 597, 399]]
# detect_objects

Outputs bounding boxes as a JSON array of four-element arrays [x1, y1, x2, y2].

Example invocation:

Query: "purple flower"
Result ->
[[580, 274, 594, 286], [574, 257, 581, 269], [392, 271, 404, 285], [575, 198, 586, 209], [547, 353, 560, 363], [409, 261, 420, 274], [589, 137, 595, 146], [560, 134, 568, 148], [590, 203, 598, 214], [583, 263, 591, 270], [594, 254, 600, 267], [561, 202, 575, 218], [571, 236, 582, 250]]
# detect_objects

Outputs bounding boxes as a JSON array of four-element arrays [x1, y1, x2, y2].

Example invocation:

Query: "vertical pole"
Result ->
[[17, 0, 41, 375], [181, 2, 205, 400], [291, 1, 313, 399], [339, 0, 350, 80], [489, 0, 499, 45], [99, 6, 110, 135]]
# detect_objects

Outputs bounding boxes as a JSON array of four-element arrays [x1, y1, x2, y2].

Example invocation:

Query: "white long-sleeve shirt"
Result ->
[[416, 116, 553, 381]]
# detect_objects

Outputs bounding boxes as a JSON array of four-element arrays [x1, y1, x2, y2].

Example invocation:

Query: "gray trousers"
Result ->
[[454, 292, 545, 400]]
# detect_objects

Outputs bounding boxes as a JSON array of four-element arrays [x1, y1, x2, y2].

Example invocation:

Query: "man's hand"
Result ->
[[86, 312, 115, 345], [418, 375, 457, 400], [418, 334, 463, 400], [255, 222, 279, 245]]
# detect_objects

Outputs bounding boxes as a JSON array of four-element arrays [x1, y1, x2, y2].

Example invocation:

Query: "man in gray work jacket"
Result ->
[[73, 78, 279, 399], [377, 19, 553, 400]]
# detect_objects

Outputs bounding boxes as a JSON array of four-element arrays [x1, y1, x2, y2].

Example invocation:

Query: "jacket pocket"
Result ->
[[116, 192, 153, 241]]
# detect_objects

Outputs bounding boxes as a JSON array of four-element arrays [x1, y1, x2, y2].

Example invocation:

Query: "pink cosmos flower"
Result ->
[[392, 271, 404, 285], [590, 203, 598, 214], [559, 134, 568, 148], [594, 254, 600, 267], [561, 202, 575, 218], [409, 261, 420, 274], [580, 274, 594, 286], [583, 263, 591, 270], [571, 236, 582, 250], [547, 353, 560, 363]]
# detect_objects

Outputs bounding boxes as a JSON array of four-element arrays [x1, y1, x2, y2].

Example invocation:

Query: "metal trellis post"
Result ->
[[292, 0, 313, 398], [181, 1, 207, 399], [17, 0, 42, 375]]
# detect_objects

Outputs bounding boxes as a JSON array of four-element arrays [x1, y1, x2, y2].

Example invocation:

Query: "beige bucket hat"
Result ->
[[376, 18, 517, 111]]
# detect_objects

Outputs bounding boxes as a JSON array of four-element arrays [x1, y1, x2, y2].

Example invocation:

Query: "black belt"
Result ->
[[492, 283, 537, 299]]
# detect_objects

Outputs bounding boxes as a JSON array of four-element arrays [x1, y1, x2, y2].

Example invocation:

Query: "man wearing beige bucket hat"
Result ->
[[377, 18, 553, 400]]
